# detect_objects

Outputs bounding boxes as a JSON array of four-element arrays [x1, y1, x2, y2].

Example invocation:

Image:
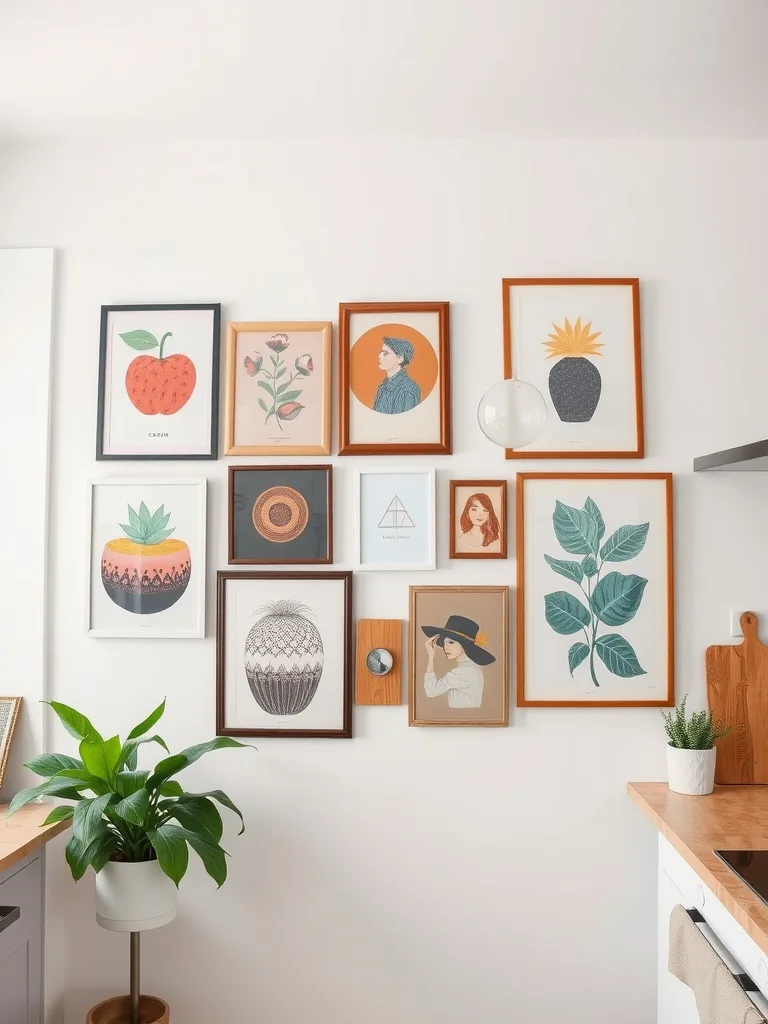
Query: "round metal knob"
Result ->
[[366, 648, 393, 676]]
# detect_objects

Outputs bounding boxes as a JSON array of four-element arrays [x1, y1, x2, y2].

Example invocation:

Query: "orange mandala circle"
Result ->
[[252, 486, 309, 543], [349, 322, 439, 412]]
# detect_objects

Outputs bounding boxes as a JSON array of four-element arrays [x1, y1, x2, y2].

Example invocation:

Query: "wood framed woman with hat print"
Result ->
[[409, 586, 509, 727]]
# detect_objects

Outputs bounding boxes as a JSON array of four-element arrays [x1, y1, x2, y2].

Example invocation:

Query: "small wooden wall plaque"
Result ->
[[355, 619, 402, 705]]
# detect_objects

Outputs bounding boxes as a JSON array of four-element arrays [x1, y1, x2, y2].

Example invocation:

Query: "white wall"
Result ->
[[2, 139, 768, 1024]]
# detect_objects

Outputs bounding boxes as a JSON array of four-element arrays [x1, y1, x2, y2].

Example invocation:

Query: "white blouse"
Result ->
[[423, 661, 484, 708]]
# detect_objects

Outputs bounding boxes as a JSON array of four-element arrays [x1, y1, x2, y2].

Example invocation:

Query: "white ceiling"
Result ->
[[1, 0, 767, 141]]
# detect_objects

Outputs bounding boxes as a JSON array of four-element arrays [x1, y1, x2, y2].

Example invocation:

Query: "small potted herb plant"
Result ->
[[662, 696, 732, 795], [7, 699, 251, 1024]]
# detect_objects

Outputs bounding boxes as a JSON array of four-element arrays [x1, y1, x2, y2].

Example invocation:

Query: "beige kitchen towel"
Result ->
[[669, 904, 766, 1024]]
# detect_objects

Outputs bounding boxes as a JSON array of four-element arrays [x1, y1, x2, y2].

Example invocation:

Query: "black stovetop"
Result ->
[[716, 850, 768, 905]]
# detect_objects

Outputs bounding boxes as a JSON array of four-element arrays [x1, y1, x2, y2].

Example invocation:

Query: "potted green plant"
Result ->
[[7, 698, 251, 1024], [661, 695, 732, 795]]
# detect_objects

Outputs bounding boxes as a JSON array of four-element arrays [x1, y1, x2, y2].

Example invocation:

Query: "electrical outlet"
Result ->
[[730, 610, 762, 637]]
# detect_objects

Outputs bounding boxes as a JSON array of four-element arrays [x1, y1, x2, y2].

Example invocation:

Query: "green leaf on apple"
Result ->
[[119, 330, 159, 351]]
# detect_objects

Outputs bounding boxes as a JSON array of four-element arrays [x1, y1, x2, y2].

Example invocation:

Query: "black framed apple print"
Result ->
[[96, 303, 221, 459]]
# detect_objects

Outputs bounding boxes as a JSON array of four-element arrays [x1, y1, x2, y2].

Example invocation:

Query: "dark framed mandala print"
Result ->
[[216, 571, 353, 738], [87, 478, 207, 638], [228, 465, 332, 565]]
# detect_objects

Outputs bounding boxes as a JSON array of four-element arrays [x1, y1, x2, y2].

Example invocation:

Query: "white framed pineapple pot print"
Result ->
[[216, 571, 353, 738], [356, 469, 436, 571], [516, 473, 674, 708], [86, 478, 207, 638]]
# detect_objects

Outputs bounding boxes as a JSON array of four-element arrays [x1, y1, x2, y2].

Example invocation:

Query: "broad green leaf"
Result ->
[[41, 805, 75, 826], [7, 776, 88, 816], [65, 829, 112, 881], [258, 398, 268, 413], [90, 833, 119, 873], [544, 554, 583, 584], [72, 794, 113, 847], [184, 830, 227, 888], [112, 789, 149, 827], [568, 642, 590, 676], [257, 380, 275, 398], [25, 752, 83, 778], [119, 329, 158, 351], [552, 500, 598, 555], [80, 735, 122, 781], [594, 633, 647, 677], [147, 825, 190, 887], [592, 572, 648, 626], [583, 497, 605, 542], [114, 770, 150, 797], [157, 780, 183, 797], [148, 738, 251, 790], [544, 591, 591, 635], [147, 754, 186, 790], [127, 700, 167, 742], [581, 555, 598, 578], [178, 789, 246, 835], [599, 523, 649, 562], [165, 797, 223, 843], [118, 734, 169, 773], [53, 768, 109, 795], [43, 701, 102, 742]]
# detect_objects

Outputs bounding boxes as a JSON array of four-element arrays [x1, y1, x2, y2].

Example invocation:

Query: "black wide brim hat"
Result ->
[[421, 614, 496, 666]]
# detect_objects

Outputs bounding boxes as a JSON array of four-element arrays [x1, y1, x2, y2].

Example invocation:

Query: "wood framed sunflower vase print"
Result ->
[[339, 301, 451, 455], [502, 279, 643, 459], [216, 571, 353, 738], [516, 473, 674, 708], [224, 321, 332, 455], [96, 303, 221, 459], [86, 478, 207, 638]]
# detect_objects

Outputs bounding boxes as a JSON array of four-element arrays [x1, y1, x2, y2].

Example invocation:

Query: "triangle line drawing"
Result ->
[[378, 494, 415, 529]]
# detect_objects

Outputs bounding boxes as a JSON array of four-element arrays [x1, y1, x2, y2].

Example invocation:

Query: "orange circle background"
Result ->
[[349, 323, 438, 411]]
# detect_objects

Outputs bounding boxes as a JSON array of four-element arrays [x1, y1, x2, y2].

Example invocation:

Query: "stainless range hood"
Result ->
[[694, 439, 768, 472]]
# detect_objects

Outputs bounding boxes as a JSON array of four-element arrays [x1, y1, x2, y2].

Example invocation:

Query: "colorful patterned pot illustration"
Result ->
[[101, 502, 191, 615], [542, 316, 604, 423], [244, 601, 324, 715]]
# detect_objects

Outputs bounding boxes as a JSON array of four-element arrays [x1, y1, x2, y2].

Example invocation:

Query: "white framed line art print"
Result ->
[[356, 469, 436, 571], [86, 478, 207, 638]]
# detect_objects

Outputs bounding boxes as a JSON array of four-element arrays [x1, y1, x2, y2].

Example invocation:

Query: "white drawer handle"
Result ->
[[0, 906, 20, 935]]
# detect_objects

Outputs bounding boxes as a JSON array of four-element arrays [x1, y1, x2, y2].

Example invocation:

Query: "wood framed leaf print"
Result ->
[[224, 321, 332, 456], [516, 473, 674, 708], [502, 279, 643, 459], [96, 303, 221, 459], [339, 302, 451, 455]]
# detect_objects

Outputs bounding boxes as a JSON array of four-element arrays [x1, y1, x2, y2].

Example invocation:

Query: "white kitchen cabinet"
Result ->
[[0, 852, 43, 1024], [657, 852, 700, 1023]]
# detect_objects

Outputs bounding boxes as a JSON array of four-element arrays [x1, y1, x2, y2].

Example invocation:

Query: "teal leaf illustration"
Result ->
[[139, 502, 150, 521], [591, 572, 648, 626], [544, 554, 584, 584], [277, 390, 302, 404], [544, 591, 591, 635], [257, 380, 275, 399], [258, 398, 268, 413], [119, 329, 158, 351], [600, 523, 650, 562], [127, 505, 140, 529], [582, 555, 598, 578], [568, 642, 590, 676], [276, 367, 286, 379], [583, 497, 605, 542], [594, 633, 646, 677], [276, 382, 290, 396], [552, 500, 598, 555]]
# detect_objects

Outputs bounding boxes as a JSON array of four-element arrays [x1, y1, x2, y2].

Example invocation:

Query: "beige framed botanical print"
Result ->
[[409, 586, 509, 727], [224, 321, 332, 456], [449, 480, 507, 559]]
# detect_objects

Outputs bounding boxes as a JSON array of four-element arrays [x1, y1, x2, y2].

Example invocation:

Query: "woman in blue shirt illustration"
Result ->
[[373, 337, 422, 414]]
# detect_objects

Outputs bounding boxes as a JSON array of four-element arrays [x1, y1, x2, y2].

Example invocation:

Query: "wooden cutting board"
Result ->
[[706, 611, 768, 784]]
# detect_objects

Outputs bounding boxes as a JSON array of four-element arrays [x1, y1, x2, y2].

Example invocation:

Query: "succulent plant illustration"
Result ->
[[244, 600, 324, 715], [542, 316, 603, 422], [243, 333, 312, 431], [543, 496, 648, 686]]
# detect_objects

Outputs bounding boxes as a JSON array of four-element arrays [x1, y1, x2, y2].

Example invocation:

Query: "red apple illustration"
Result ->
[[120, 329, 197, 415]]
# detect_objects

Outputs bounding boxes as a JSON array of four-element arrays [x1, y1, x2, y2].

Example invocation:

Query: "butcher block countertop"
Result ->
[[629, 781, 768, 956], [0, 803, 70, 873]]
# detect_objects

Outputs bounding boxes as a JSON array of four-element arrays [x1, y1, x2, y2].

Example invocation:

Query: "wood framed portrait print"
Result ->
[[517, 473, 674, 708], [503, 279, 643, 459], [216, 571, 353, 738], [339, 301, 451, 455], [357, 469, 435, 571], [86, 478, 207, 638], [224, 321, 332, 456], [96, 303, 221, 459], [0, 697, 21, 790], [228, 465, 332, 565], [410, 587, 508, 727], [450, 480, 507, 559]]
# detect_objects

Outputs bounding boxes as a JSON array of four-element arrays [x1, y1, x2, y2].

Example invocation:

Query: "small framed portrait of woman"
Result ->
[[409, 586, 509, 727], [449, 480, 507, 559]]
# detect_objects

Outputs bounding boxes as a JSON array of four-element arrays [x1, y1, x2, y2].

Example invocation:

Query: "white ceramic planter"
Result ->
[[667, 745, 717, 795], [95, 860, 177, 932]]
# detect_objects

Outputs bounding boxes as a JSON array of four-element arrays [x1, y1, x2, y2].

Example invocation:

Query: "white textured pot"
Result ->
[[95, 860, 177, 932], [667, 745, 717, 795]]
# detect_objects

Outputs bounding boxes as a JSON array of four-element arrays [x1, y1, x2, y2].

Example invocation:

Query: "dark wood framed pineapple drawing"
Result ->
[[216, 571, 353, 738], [502, 279, 644, 459]]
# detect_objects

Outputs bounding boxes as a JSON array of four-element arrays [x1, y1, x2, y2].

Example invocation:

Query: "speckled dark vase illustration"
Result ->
[[548, 357, 602, 422]]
